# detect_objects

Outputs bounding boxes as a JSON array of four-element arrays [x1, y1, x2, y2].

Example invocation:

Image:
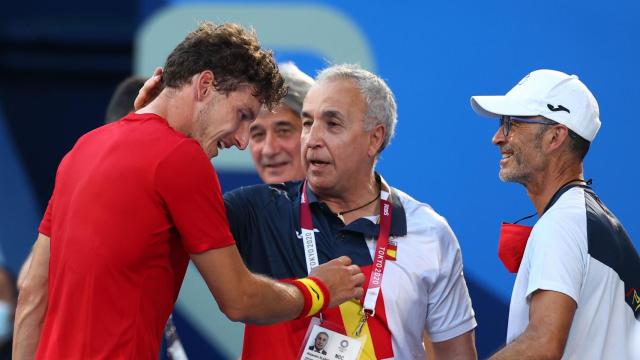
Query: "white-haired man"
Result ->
[[226, 64, 477, 359]]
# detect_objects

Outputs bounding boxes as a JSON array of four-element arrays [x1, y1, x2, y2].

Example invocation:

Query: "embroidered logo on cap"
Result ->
[[547, 104, 571, 113]]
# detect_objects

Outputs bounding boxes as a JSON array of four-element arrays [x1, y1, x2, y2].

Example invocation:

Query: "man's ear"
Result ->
[[195, 70, 215, 101], [546, 125, 570, 153], [368, 123, 386, 158]]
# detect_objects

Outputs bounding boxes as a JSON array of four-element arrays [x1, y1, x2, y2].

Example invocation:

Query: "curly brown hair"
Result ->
[[162, 22, 286, 109]]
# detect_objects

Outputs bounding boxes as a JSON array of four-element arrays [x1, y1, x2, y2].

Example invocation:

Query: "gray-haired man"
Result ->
[[249, 62, 314, 184]]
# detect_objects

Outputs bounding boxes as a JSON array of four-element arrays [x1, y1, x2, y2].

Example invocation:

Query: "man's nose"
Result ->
[[304, 122, 323, 149], [262, 131, 280, 156], [233, 121, 251, 150], [492, 125, 506, 146]]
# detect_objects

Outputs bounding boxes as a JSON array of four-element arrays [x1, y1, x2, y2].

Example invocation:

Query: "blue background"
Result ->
[[1, 0, 638, 358]]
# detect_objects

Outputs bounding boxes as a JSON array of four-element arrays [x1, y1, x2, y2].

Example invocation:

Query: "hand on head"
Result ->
[[134, 67, 164, 111]]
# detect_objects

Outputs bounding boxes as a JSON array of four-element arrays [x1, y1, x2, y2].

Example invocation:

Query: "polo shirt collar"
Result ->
[[303, 173, 407, 237]]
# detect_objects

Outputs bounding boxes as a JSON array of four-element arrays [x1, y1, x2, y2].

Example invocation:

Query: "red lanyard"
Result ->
[[299, 180, 393, 335]]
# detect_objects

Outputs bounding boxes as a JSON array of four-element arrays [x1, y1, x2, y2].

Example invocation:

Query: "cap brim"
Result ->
[[470, 96, 538, 118]]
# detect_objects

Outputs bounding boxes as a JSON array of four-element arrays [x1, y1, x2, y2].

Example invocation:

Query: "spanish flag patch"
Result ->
[[385, 239, 398, 261]]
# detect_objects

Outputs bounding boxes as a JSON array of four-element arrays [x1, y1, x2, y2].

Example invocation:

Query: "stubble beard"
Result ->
[[499, 127, 548, 185], [194, 101, 217, 158]]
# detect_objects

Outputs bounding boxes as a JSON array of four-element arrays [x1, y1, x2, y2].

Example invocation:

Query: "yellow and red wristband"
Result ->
[[285, 276, 330, 319]]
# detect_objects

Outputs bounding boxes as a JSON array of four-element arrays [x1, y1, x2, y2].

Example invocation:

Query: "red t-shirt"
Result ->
[[36, 113, 235, 359]]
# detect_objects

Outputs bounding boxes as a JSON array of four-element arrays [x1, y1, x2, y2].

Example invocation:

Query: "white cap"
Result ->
[[470, 69, 601, 142]]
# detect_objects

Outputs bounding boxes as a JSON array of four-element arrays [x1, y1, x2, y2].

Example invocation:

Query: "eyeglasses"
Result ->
[[499, 115, 557, 137]]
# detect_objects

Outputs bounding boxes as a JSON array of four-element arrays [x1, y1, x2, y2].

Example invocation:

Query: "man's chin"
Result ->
[[499, 171, 527, 185], [261, 170, 287, 184]]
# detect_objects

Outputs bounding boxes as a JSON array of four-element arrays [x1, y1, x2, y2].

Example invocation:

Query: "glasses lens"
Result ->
[[500, 115, 510, 136]]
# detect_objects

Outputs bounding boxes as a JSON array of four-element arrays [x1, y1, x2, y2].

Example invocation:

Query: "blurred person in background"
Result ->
[[104, 76, 147, 124], [249, 62, 313, 184], [0, 247, 16, 360]]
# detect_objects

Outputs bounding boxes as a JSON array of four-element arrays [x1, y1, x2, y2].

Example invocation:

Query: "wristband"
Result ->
[[285, 276, 330, 319], [306, 276, 330, 313]]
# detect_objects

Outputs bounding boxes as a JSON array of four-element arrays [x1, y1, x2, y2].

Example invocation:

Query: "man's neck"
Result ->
[[312, 172, 380, 224], [136, 88, 192, 135], [525, 161, 584, 215]]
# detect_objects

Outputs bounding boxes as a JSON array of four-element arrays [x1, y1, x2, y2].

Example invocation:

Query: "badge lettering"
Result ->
[[371, 247, 386, 286], [304, 231, 318, 268]]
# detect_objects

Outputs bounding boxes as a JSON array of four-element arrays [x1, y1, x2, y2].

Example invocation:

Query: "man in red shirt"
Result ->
[[13, 22, 364, 360]]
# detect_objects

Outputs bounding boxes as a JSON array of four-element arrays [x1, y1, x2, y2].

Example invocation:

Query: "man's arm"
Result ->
[[490, 290, 576, 359], [191, 246, 364, 324], [426, 329, 477, 360], [13, 233, 50, 360], [17, 251, 34, 290]]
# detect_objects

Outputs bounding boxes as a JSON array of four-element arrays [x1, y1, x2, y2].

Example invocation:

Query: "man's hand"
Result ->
[[134, 67, 164, 111], [309, 256, 365, 308]]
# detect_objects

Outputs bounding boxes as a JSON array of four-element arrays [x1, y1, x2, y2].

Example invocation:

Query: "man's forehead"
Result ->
[[254, 106, 300, 126], [303, 78, 363, 111], [308, 78, 358, 95]]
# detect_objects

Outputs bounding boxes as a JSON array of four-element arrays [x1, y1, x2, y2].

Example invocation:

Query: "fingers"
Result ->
[[350, 271, 365, 300], [352, 286, 365, 300], [347, 264, 360, 275], [134, 67, 164, 111], [334, 255, 352, 266], [352, 272, 365, 287]]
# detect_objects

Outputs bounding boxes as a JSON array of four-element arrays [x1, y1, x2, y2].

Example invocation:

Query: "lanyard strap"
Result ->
[[299, 180, 393, 317], [361, 194, 392, 317], [300, 181, 319, 274]]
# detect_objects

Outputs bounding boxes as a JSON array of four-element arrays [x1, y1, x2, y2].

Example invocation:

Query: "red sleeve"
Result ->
[[155, 140, 235, 254], [38, 197, 53, 236]]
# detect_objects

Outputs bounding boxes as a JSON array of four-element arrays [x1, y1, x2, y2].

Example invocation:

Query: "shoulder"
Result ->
[[224, 180, 302, 208], [527, 188, 589, 262], [157, 138, 212, 171], [532, 188, 588, 243], [392, 187, 453, 237]]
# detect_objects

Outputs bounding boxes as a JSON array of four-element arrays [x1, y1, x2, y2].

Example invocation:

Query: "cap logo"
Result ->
[[547, 104, 570, 113]]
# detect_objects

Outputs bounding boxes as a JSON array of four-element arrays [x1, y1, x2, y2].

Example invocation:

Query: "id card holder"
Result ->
[[298, 317, 366, 360]]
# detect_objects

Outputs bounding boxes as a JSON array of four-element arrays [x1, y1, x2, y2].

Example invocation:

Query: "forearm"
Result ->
[[193, 247, 361, 325], [224, 273, 304, 324], [490, 330, 562, 360], [13, 285, 48, 359], [14, 234, 51, 360], [17, 251, 34, 290], [491, 290, 575, 360], [192, 247, 306, 324]]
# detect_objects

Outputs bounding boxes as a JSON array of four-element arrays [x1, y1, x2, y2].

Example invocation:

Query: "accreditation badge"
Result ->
[[298, 317, 365, 360]]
